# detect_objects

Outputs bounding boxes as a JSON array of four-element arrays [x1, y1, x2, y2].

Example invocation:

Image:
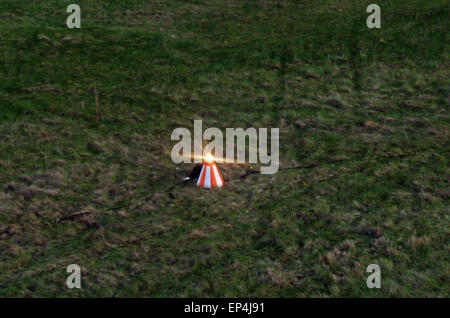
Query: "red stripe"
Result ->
[[216, 164, 224, 185], [211, 165, 217, 187]]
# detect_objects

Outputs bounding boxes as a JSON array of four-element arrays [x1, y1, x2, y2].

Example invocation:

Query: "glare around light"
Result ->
[[204, 153, 214, 163]]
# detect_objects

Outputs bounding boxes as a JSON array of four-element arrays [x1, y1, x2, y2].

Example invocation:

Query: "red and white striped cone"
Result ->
[[197, 157, 224, 188]]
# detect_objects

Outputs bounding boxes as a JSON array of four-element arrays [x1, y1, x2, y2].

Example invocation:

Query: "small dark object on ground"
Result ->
[[190, 164, 203, 179]]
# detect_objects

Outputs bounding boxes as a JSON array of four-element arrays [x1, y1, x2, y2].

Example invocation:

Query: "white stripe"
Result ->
[[197, 165, 205, 186], [204, 166, 211, 188], [212, 164, 223, 187]]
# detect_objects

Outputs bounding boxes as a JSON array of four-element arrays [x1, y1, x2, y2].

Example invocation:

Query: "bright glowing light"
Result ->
[[204, 153, 214, 163]]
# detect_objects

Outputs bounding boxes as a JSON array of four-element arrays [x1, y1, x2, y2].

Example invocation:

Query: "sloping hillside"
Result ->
[[0, 0, 448, 297]]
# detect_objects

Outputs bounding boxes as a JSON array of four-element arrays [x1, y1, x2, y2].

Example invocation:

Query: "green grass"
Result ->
[[0, 0, 449, 297]]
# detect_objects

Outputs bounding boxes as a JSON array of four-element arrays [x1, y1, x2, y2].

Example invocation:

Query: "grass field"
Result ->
[[0, 0, 449, 297]]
